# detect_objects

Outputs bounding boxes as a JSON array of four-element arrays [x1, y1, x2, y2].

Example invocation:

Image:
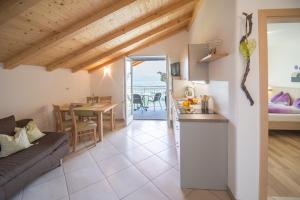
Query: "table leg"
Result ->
[[111, 108, 114, 131], [98, 112, 103, 142]]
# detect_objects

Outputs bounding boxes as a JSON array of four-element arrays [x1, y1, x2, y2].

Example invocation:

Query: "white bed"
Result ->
[[268, 86, 300, 130], [269, 113, 300, 130]]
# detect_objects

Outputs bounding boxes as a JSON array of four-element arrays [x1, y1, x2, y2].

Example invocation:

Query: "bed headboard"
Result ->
[[270, 86, 300, 101]]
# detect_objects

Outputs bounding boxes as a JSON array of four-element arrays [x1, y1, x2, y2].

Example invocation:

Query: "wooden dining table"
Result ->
[[60, 103, 118, 141]]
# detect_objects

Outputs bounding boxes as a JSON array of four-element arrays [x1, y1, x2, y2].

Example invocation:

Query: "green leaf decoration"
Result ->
[[239, 39, 256, 60]]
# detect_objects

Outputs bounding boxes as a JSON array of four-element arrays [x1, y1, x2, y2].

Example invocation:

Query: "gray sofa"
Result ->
[[0, 116, 69, 200]]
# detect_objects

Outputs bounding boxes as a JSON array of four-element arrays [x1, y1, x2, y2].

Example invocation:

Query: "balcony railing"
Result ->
[[132, 85, 166, 96], [132, 85, 167, 109]]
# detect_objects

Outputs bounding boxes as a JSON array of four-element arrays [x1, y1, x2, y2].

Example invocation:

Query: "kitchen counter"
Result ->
[[177, 113, 228, 122], [172, 97, 228, 122]]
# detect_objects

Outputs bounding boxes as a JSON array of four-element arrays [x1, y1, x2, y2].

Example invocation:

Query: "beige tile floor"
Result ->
[[10, 120, 231, 200]]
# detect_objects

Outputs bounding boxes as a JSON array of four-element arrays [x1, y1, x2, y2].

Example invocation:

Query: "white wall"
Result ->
[[187, 0, 238, 197], [268, 23, 300, 88], [90, 31, 189, 119], [235, 1, 300, 200], [188, 0, 300, 200], [90, 59, 125, 119], [172, 80, 209, 98], [0, 64, 90, 131]]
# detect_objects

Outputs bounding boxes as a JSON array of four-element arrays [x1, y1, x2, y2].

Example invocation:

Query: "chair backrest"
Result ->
[[87, 96, 100, 104], [69, 105, 78, 133], [153, 93, 162, 102], [53, 105, 63, 132], [70, 103, 94, 117], [100, 96, 112, 104], [133, 94, 142, 104]]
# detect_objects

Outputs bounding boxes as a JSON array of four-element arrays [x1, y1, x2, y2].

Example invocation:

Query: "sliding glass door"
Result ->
[[124, 57, 133, 125]]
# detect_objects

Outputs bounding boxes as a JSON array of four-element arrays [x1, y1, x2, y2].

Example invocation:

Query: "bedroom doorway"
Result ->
[[258, 9, 300, 200]]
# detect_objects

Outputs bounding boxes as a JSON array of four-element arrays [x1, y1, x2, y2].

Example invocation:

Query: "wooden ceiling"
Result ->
[[0, 0, 200, 73]]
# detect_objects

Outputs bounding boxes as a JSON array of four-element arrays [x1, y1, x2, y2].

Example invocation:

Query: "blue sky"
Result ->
[[132, 60, 166, 86]]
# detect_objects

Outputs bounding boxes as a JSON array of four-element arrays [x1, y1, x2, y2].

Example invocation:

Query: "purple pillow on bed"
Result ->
[[273, 92, 292, 106], [270, 91, 284, 103], [293, 98, 300, 109]]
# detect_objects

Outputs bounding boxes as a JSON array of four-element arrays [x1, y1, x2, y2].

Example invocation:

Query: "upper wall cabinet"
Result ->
[[181, 44, 209, 81]]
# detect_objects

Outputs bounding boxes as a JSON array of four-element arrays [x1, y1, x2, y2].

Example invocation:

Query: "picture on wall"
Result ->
[[291, 65, 300, 82]]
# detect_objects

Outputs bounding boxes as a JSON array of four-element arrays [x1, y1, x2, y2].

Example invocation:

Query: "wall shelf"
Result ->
[[199, 53, 229, 63]]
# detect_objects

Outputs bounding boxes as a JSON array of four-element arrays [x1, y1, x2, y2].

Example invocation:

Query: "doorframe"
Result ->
[[258, 8, 300, 200], [129, 55, 169, 121], [124, 57, 133, 125]]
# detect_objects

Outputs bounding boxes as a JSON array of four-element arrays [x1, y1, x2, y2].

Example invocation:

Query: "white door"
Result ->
[[124, 57, 133, 125], [166, 56, 171, 127]]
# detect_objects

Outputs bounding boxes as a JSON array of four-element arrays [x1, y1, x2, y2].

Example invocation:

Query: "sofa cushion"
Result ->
[[0, 116, 16, 136], [24, 121, 45, 143], [0, 132, 68, 186], [16, 119, 32, 128], [0, 128, 32, 158]]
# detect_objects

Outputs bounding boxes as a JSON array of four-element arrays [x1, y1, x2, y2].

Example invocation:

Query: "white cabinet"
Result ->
[[181, 44, 209, 81], [172, 104, 228, 190], [172, 105, 180, 160], [179, 120, 228, 190]]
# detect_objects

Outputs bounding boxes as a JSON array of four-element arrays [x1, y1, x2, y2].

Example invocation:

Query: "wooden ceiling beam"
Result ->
[[71, 13, 192, 72], [88, 24, 188, 73], [46, 0, 195, 71], [187, 0, 203, 31], [3, 0, 136, 69], [0, 0, 42, 26], [132, 60, 144, 67]]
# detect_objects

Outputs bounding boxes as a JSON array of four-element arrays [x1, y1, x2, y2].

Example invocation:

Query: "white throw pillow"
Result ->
[[0, 128, 32, 157], [25, 121, 45, 143]]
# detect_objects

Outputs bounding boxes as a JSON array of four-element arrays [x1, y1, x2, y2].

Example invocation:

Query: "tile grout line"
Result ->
[[62, 159, 72, 200], [64, 149, 109, 198], [96, 138, 150, 200], [67, 122, 175, 200], [99, 132, 171, 200], [128, 126, 191, 200], [118, 121, 175, 200], [87, 149, 122, 200]]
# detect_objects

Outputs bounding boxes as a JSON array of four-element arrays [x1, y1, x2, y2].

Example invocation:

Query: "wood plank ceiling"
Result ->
[[0, 0, 199, 73]]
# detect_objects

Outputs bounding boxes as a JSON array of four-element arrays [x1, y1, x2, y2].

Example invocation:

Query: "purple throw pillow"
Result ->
[[273, 93, 292, 106], [293, 98, 300, 109], [270, 91, 283, 103]]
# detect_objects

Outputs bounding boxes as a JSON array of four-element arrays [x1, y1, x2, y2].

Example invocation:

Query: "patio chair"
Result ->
[[149, 93, 162, 111], [133, 94, 145, 111]]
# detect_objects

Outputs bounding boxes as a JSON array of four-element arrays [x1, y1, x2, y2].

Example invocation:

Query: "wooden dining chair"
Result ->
[[53, 105, 72, 132], [100, 96, 115, 126], [99, 96, 112, 104], [70, 106, 98, 152], [87, 96, 100, 104]]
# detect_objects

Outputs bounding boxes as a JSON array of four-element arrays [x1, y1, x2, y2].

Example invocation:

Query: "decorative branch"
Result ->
[[239, 12, 256, 106]]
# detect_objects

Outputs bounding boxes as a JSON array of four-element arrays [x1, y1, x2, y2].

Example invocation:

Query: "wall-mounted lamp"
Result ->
[[103, 66, 111, 76]]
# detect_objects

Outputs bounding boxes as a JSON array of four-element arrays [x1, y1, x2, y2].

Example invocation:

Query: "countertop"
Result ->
[[172, 97, 228, 122]]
